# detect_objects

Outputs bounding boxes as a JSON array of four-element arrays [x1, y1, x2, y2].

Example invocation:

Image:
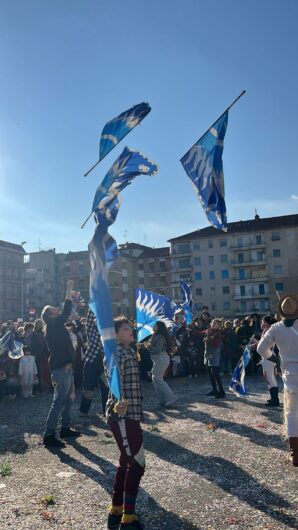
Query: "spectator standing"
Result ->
[[41, 280, 80, 448], [150, 321, 177, 408]]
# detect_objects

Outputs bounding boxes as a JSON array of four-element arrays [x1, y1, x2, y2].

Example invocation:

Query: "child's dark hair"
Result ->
[[114, 316, 130, 333], [262, 315, 276, 326]]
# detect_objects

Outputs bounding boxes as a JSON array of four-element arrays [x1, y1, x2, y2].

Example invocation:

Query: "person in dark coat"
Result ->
[[41, 280, 80, 448]]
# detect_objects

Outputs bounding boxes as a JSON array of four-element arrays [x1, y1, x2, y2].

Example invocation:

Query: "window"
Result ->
[[273, 249, 281, 258], [275, 282, 284, 292], [211, 303, 216, 311], [149, 262, 154, 272], [239, 269, 245, 280], [272, 232, 280, 241], [256, 235, 262, 244], [195, 288, 202, 296], [159, 260, 166, 271], [193, 243, 200, 250], [259, 283, 265, 295], [194, 257, 201, 266], [221, 254, 228, 263], [178, 243, 191, 254], [179, 258, 191, 268], [194, 272, 201, 281], [237, 237, 243, 247], [221, 270, 229, 279], [240, 285, 246, 296], [223, 286, 230, 295], [209, 271, 215, 280], [223, 301, 231, 311], [209, 256, 214, 265], [238, 253, 244, 264], [211, 287, 215, 296], [24, 254, 30, 264], [138, 262, 144, 270], [220, 239, 227, 247], [240, 300, 247, 312], [274, 265, 282, 274], [256, 251, 264, 261], [208, 240, 213, 248]]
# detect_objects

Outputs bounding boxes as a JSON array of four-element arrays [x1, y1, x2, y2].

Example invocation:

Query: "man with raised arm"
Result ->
[[41, 279, 80, 448]]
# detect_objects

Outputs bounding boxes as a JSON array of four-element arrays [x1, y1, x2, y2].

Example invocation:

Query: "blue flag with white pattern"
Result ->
[[99, 102, 151, 162], [180, 281, 193, 325], [229, 344, 251, 396], [180, 111, 228, 231], [89, 149, 159, 400], [136, 288, 180, 342], [0, 331, 23, 359]]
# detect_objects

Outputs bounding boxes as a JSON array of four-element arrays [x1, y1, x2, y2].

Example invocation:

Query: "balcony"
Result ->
[[230, 240, 266, 250], [231, 257, 266, 267], [233, 274, 268, 283], [234, 292, 269, 300]]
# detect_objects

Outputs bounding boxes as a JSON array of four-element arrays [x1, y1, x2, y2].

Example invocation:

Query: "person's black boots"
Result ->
[[266, 387, 280, 407]]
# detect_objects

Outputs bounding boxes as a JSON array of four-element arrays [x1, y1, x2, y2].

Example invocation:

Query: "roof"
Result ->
[[138, 247, 170, 259], [64, 251, 89, 261], [119, 242, 150, 251], [168, 214, 298, 243], [0, 240, 26, 253]]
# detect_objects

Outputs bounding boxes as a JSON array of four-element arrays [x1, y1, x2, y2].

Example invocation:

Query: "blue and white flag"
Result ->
[[229, 345, 251, 396], [92, 146, 159, 216], [0, 331, 23, 359], [99, 102, 151, 162], [180, 281, 193, 325], [136, 288, 180, 342], [180, 111, 228, 231], [89, 149, 159, 400]]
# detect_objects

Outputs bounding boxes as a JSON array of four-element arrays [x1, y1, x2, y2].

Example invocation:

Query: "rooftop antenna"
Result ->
[[123, 230, 128, 242], [38, 238, 42, 251]]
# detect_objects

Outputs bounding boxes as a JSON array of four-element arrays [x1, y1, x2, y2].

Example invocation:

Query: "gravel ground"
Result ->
[[0, 375, 297, 530]]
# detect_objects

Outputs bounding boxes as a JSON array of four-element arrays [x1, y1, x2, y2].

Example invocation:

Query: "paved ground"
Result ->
[[0, 375, 297, 530]]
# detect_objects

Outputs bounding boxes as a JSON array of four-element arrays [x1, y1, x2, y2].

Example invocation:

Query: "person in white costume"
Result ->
[[18, 346, 38, 398], [257, 294, 298, 467], [260, 316, 281, 407]]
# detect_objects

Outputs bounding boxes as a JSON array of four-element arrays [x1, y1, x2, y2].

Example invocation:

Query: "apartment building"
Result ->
[[169, 214, 298, 317], [120, 243, 171, 298], [0, 240, 25, 321]]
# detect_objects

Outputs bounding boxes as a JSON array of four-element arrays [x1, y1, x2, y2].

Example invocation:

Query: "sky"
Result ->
[[1, 0, 297, 254]]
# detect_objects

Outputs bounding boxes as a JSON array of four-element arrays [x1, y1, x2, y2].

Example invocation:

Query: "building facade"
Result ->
[[0, 241, 25, 321], [169, 214, 298, 317]]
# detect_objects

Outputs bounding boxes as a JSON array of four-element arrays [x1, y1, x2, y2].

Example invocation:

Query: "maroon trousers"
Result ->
[[110, 418, 145, 507]]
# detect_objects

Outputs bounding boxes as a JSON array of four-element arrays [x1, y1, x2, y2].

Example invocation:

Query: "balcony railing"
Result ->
[[233, 274, 267, 282], [230, 239, 265, 250], [231, 257, 266, 266]]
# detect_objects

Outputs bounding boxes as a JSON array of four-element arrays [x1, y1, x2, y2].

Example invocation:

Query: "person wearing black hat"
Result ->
[[257, 293, 298, 466]]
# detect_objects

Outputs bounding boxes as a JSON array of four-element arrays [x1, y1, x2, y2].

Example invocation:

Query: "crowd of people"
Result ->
[[1, 284, 297, 529]]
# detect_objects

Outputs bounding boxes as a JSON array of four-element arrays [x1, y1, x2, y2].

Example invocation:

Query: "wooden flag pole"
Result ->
[[180, 90, 246, 160], [81, 211, 93, 229]]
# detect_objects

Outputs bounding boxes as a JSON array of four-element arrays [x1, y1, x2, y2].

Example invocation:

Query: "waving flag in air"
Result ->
[[89, 149, 159, 400], [0, 331, 23, 359], [180, 91, 246, 231], [84, 102, 151, 176], [229, 344, 252, 396], [180, 281, 193, 325], [136, 288, 180, 342], [180, 112, 228, 231]]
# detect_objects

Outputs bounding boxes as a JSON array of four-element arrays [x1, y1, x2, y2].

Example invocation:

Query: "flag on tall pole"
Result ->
[[84, 102, 151, 177], [89, 148, 159, 399], [229, 344, 251, 396], [180, 90, 245, 231]]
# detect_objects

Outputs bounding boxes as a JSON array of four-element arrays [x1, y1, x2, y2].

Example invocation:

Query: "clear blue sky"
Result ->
[[1, 0, 297, 253]]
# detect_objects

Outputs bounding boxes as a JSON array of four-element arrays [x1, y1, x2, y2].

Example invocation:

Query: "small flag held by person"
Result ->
[[229, 344, 252, 396], [180, 281, 193, 325]]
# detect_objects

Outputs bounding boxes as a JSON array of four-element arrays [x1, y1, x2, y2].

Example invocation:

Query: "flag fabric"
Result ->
[[180, 111, 228, 231], [0, 331, 23, 359], [92, 146, 159, 215], [229, 345, 251, 396], [99, 102, 151, 162], [89, 149, 159, 400], [136, 288, 180, 342], [180, 281, 193, 325]]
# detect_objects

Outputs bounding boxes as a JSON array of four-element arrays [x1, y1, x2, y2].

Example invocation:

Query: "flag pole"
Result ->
[[180, 90, 246, 160], [81, 211, 93, 229], [84, 159, 100, 177]]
